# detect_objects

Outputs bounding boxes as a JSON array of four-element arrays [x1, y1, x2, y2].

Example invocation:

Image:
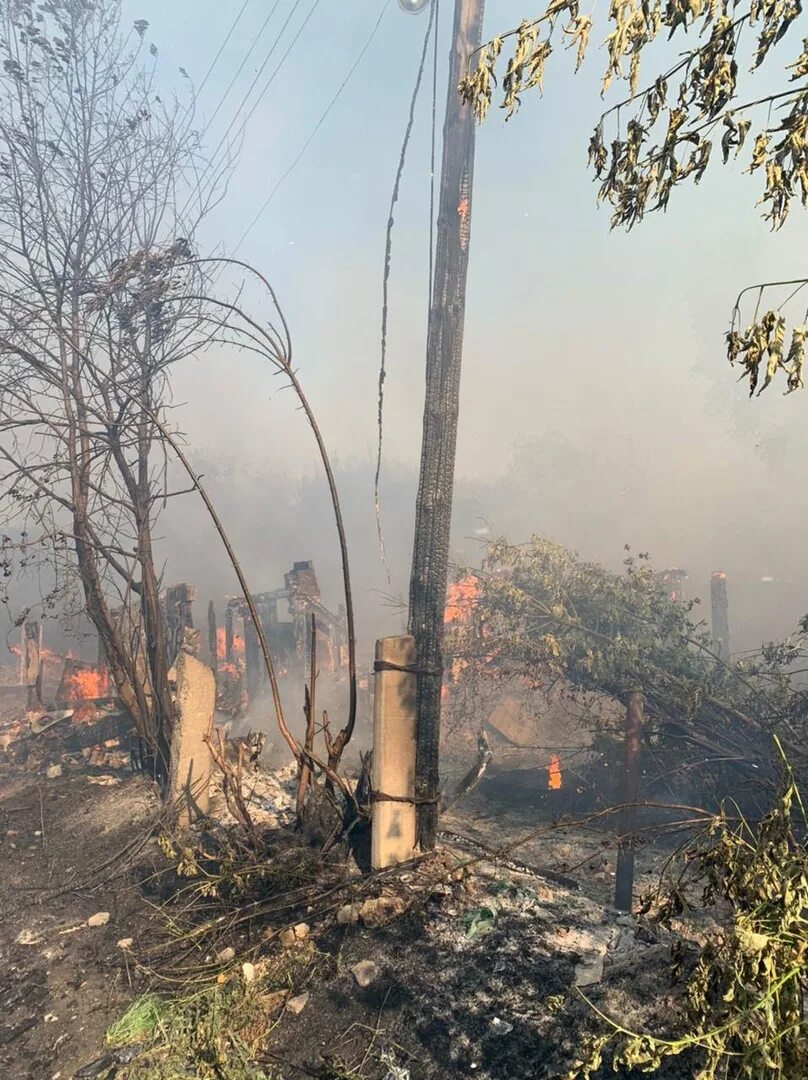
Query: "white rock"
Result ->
[[216, 946, 235, 963], [286, 992, 309, 1015], [242, 962, 256, 983], [351, 959, 379, 988], [336, 903, 361, 926], [117, 938, 133, 950], [87, 912, 110, 928], [46, 764, 62, 779]]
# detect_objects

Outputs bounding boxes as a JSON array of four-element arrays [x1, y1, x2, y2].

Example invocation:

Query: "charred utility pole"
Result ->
[[408, 0, 485, 850], [710, 571, 730, 663]]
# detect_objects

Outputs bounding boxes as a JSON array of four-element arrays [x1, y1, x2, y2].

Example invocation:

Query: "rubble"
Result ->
[[358, 894, 407, 927], [87, 912, 109, 928]]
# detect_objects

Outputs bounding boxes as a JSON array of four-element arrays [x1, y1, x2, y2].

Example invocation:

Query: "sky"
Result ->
[[109, 0, 808, 655]]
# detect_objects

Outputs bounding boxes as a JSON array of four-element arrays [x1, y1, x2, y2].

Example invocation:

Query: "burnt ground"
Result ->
[[0, 769, 162, 1080], [0, 747, 705, 1080]]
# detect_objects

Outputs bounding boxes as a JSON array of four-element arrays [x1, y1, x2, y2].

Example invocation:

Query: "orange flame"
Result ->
[[66, 667, 110, 701], [547, 754, 562, 791], [444, 576, 478, 625], [216, 627, 245, 659]]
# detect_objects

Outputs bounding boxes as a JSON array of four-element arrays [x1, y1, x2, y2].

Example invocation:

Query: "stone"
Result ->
[[351, 960, 379, 988], [167, 651, 215, 825], [279, 928, 297, 948], [359, 895, 406, 928], [46, 764, 62, 779], [87, 912, 110, 928], [574, 955, 605, 987], [242, 962, 256, 983], [293, 922, 309, 940], [336, 903, 362, 926], [216, 946, 235, 963], [117, 938, 133, 950], [286, 992, 309, 1015]]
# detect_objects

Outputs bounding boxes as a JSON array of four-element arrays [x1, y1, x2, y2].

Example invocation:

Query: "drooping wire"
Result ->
[[428, 0, 440, 310], [374, 0, 438, 581], [231, 0, 391, 258]]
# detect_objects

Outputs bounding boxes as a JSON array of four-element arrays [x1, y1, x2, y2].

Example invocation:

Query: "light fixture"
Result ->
[[397, 0, 430, 12]]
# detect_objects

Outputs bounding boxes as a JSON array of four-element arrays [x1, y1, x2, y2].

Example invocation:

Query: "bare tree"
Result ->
[[0, 0, 210, 785]]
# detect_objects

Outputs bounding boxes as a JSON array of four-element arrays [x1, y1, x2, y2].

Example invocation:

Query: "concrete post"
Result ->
[[168, 651, 215, 826], [371, 636, 417, 869]]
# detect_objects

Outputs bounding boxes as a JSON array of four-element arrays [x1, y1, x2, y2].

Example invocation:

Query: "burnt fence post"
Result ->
[[614, 690, 644, 912]]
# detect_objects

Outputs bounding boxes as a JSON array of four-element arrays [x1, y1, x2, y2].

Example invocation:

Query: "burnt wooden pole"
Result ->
[[408, 0, 485, 850], [208, 601, 218, 678], [225, 602, 234, 664], [23, 620, 43, 710], [614, 691, 644, 912], [710, 571, 730, 663]]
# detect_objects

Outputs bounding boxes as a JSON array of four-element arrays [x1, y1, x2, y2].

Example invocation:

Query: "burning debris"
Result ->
[[213, 560, 349, 711], [546, 753, 563, 791]]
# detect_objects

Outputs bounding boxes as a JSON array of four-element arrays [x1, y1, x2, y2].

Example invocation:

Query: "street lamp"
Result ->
[[397, 0, 430, 11]]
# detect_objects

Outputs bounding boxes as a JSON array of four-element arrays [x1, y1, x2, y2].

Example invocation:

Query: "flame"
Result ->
[[9, 644, 68, 666], [444, 575, 479, 625], [66, 666, 110, 701], [218, 661, 242, 680], [547, 754, 562, 791], [216, 627, 245, 660]]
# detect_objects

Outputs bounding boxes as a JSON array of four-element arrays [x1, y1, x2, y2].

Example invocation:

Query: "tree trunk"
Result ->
[[408, 0, 485, 851]]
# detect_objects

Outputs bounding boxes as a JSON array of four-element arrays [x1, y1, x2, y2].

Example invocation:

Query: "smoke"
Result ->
[[156, 433, 807, 666]]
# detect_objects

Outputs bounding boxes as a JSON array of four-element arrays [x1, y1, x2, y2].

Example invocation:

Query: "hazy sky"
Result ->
[[119, 0, 808, 652]]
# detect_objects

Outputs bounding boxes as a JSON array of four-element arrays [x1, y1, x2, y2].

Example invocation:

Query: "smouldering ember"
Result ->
[[547, 754, 562, 791]]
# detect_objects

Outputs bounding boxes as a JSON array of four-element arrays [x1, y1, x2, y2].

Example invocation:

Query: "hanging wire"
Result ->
[[374, 0, 438, 580], [428, 0, 440, 310]]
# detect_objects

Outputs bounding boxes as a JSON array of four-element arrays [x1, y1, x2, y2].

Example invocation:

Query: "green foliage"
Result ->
[[727, 303, 806, 395], [460, 1, 806, 231], [106, 994, 166, 1049], [108, 981, 281, 1080], [460, 2, 808, 399], [568, 771, 808, 1078], [451, 536, 808, 786]]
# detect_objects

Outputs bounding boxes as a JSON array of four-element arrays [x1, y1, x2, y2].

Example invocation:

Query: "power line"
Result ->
[[195, 0, 253, 100], [181, 0, 293, 220], [198, 0, 283, 143], [232, 0, 391, 257], [189, 0, 320, 219]]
